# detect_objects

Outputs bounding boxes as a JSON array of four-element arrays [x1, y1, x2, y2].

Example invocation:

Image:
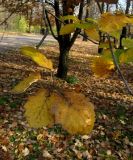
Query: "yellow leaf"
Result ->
[[60, 24, 75, 35], [24, 88, 95, 134], [98, 12, 130, 38], [24, 89, 54, 128], [85, 28, 99, 41], [99, 41, 116, 49], [91, 56, 115, 77], [11, 72, 41, 94], [119, 48, 133, 64], [60, 15, 80, 23], [21, 46, 53, 70], [54, 91, 95, 135], [122, 38, 133, 49]]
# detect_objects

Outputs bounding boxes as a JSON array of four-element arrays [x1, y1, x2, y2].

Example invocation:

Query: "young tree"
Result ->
[[44, 0, 85, 79]]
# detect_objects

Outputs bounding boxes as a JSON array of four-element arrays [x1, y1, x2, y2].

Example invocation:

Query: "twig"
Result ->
[[45, 9, 58, 40], [107, 35, 133, 95], [36, 28, 49, 49]]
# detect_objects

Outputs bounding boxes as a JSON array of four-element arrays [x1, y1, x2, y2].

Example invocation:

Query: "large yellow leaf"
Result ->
[[24, 89, 54, 128], [54, 91, 95, 135], [11, 72, 41, 94], [119, 48, 133, 64], [60, 23, 76, 35], [98, 12, 130, 39], [91, 56, 115, 77], [21, 46, 53, 70], [24, 88, 95, 134]]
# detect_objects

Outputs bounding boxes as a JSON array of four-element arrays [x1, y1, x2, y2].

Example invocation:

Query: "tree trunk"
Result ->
[[57, 46, 69, 79], [57, 36, 70, 79]]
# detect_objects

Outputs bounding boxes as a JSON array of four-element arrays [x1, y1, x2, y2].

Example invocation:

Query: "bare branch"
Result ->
[[107, 35, 133, 95]]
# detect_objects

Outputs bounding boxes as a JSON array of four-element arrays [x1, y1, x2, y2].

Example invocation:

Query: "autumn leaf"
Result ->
[[99, 41, 116, 49], [85, 28, 99, 41], [60, 15, 80, 23], [60, 23, 76, 35], [11, 72, 41, 94], [122, 38, 133, 49], [24, 89, 54, 128], [98, 12, 130, 39], [91, 56, 115, 77], [21, 46, 53, 70], [54, 91, 95, 135], [119, 48, 133, 64], [24, 88, 95, 134]]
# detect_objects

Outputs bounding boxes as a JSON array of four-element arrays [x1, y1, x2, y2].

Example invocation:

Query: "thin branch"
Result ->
[[44, 8, 99, 45], [107, 35, 133, 95], [45, 0, 55, 8], [69, 0, 85, 48], [80, 33, 99, 44], [36, 28, 49, 49], [45, 9, 58, 40]]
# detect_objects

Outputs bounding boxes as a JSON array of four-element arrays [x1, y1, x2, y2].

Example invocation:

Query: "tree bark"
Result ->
[[57, 45, 70, 79], [57, 34, 71, 79]]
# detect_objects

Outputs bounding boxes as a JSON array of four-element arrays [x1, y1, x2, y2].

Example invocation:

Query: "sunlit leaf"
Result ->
[[60, 23, 76, 35], [85, 28, 99, 41], [54, 91, 95, 135], [91, 56, 115, 77], [122, 38, 133, 49], [24, 89, 54, 128], [76, 21, 97, 30], [85, 18, 98, 24], [119, 48, 133, 64], [60, 15, 80, 23], [11, 72, 41, 94], [98, 12, 130, 39], [21, 46, 53, 70]]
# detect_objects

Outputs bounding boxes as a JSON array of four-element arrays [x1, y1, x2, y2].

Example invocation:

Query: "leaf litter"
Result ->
[[0, 39, 133, 159]]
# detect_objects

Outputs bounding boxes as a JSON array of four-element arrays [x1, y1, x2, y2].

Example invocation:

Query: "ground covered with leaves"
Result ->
[[0, 39, 133, 160]]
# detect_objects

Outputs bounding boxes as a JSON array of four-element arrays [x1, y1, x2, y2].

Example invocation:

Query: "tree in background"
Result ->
[[0, 0, 132, 80]]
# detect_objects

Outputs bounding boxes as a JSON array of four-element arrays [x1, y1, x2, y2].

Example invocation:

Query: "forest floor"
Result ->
[[0, 38, 133, 160]]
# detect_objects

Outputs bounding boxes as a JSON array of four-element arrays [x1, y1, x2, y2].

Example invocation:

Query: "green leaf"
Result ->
[[102, 49, 124, 64], [114, 49, 124, 64], [60, 15, 80, 23], [66, 76, 79, 84], [122, 38, 133, 49], [119, 48, 133, 64], [60, 23, 76, 35], [76, 22, 97, 30], [85, 18, 98, 24]]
